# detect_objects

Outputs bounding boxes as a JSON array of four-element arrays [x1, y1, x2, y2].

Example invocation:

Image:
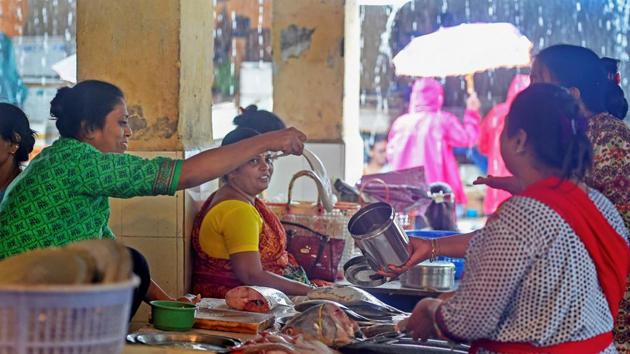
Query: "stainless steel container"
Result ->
[[400, 260, 455, 291], [347, 202, 409, 272]]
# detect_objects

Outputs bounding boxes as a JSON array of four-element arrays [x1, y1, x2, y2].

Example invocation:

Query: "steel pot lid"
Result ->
[[417, 260, 455, 269], [343, 256, 386, 287], [403, 261, 455, 276]]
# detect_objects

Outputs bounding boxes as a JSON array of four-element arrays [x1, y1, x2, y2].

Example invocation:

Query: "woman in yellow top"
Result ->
[[191, 126, 313, 298]]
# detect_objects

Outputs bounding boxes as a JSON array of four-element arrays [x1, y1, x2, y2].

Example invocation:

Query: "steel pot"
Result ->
[[347, 202, 409, 272], [400, 260, 455, 291]]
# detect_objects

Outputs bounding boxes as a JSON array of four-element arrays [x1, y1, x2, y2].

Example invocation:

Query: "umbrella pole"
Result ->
[[465, 74, 476, 96]]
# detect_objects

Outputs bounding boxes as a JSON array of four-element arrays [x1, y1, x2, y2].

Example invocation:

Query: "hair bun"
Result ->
[[244, 104, 258, 112], [234, 105, 260, 126], [50, 86, 72, 119]]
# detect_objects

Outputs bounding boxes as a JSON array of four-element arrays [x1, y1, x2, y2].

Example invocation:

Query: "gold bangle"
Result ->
[[430, 239, 439, 262]]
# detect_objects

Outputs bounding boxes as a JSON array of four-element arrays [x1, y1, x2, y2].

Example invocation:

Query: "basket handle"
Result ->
[[359, 177, 391, 206], [287, 170, 325, 211]]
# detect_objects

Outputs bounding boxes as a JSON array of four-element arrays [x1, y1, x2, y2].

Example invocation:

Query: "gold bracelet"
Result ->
[[430, 239, 439, 262]]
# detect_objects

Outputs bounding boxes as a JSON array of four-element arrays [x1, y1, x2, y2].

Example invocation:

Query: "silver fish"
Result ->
[[282, 303, 359, 347], [307, 286, 406, 317]]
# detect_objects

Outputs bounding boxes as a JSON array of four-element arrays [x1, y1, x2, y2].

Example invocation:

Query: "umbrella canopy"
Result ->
[[392, 22, 532, 77]]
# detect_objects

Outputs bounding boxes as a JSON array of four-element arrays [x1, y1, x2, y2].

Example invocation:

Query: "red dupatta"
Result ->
[[470, 177, 630, 354], [190, 193, 299, 298]]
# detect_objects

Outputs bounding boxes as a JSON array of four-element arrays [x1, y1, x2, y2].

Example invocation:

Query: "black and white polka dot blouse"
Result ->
[[438, 188, 629, 354]]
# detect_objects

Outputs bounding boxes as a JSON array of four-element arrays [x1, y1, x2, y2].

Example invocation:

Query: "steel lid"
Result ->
[[343, 255, 387, 287]]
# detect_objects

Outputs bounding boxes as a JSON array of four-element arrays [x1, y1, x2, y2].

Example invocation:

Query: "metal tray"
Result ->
[[342, 336, 469, 354], [127, 332, 241, 352]]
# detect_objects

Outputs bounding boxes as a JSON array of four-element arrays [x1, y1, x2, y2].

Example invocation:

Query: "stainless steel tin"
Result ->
[[400, 260, 455, 291], [347, 202, 409, 271]]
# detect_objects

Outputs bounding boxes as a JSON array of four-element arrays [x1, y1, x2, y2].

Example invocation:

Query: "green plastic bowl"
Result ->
[[150, 300, 196, 331]]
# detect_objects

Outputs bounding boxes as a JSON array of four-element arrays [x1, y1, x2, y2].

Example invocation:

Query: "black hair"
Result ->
[[0, 103, 36, 166], [604, 83, 628, 119], [221, 127, 261, 147], [424, 182, 458, 231], [233, 105, 285, 134], [368, 133, 388, 150], [506, 83, 592, 181], [536, 45, 607, 114], [220, 127, 262, 183], [600, 57, 628, 120], [50, 80, 125, 139]]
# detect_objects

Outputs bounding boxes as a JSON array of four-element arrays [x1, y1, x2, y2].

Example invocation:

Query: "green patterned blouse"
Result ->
[[0, 138, 183, 259]]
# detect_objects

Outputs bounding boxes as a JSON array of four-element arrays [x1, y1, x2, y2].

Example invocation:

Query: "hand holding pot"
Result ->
[[378, 237, 432, 277]]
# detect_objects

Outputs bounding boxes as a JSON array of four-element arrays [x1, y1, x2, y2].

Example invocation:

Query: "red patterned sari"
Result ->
[[191, 194, 310, 298]]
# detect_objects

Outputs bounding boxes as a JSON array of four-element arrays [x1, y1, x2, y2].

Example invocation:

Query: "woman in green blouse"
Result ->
[[0, 80, 306, 316]]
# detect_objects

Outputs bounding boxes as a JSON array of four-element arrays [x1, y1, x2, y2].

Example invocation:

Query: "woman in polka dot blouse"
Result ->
[[391, 84, 630, 354]]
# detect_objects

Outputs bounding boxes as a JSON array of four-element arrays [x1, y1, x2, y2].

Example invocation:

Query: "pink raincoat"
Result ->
[[387, 78, 480, 205], [478, 74, 530, 215]]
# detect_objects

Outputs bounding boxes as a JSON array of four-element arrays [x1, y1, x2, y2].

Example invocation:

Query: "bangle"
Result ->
[[430, 239, 439, 262]]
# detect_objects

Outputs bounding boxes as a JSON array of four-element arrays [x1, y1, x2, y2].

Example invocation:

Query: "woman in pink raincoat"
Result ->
[[478, 74, 530, 215], [387, 78, 480, 205]]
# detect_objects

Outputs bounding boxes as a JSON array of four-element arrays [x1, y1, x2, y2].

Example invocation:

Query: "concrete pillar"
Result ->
[[267, 0, 362, 200], [76, 0, 213, 323], [272, 0, 345, 142]]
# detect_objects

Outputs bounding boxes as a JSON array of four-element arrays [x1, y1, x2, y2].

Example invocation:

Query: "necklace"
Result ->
[[227, 184, 255, 205]]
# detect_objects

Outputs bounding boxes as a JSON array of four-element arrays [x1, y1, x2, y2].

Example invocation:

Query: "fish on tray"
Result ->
[[282, 303, 360, 347], [230, 332, 338, 354], [225, 286, 292, 313], [294, 299, 391, 324], [307, 286, 407, 318]]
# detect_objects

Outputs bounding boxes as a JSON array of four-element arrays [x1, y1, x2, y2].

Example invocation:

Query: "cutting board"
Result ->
[[194, 307, 275, 334]]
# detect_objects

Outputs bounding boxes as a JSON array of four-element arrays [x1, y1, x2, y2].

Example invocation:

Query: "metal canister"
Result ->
[[347, 202, 409, 272], [400, 260, 455, 290]]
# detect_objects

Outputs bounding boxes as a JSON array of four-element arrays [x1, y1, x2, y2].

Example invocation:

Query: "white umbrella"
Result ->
[[52, 54, 76, 83], [392, 22, 532, 92]]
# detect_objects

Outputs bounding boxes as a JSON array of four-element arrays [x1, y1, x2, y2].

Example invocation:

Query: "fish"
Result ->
[[282, 303, 360, 347], [307, 286, 406, 317], [0, 239, 132, 285], [225, 286, 292, 313], [294, 299, 386, 324], [360, 323, 400, 338], [230, 332, 338, 354]]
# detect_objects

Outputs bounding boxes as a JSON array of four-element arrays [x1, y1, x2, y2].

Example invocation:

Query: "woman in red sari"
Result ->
[[191, 127, 313, 298], [390, 84, 629, 353]]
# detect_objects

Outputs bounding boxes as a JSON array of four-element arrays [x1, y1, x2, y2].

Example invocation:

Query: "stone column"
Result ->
[[268, 0, 362, 200], [77, 0, 213, 323]]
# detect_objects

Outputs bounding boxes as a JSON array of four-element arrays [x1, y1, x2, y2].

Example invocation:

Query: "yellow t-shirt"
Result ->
[[199, 200, 262, 259]]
